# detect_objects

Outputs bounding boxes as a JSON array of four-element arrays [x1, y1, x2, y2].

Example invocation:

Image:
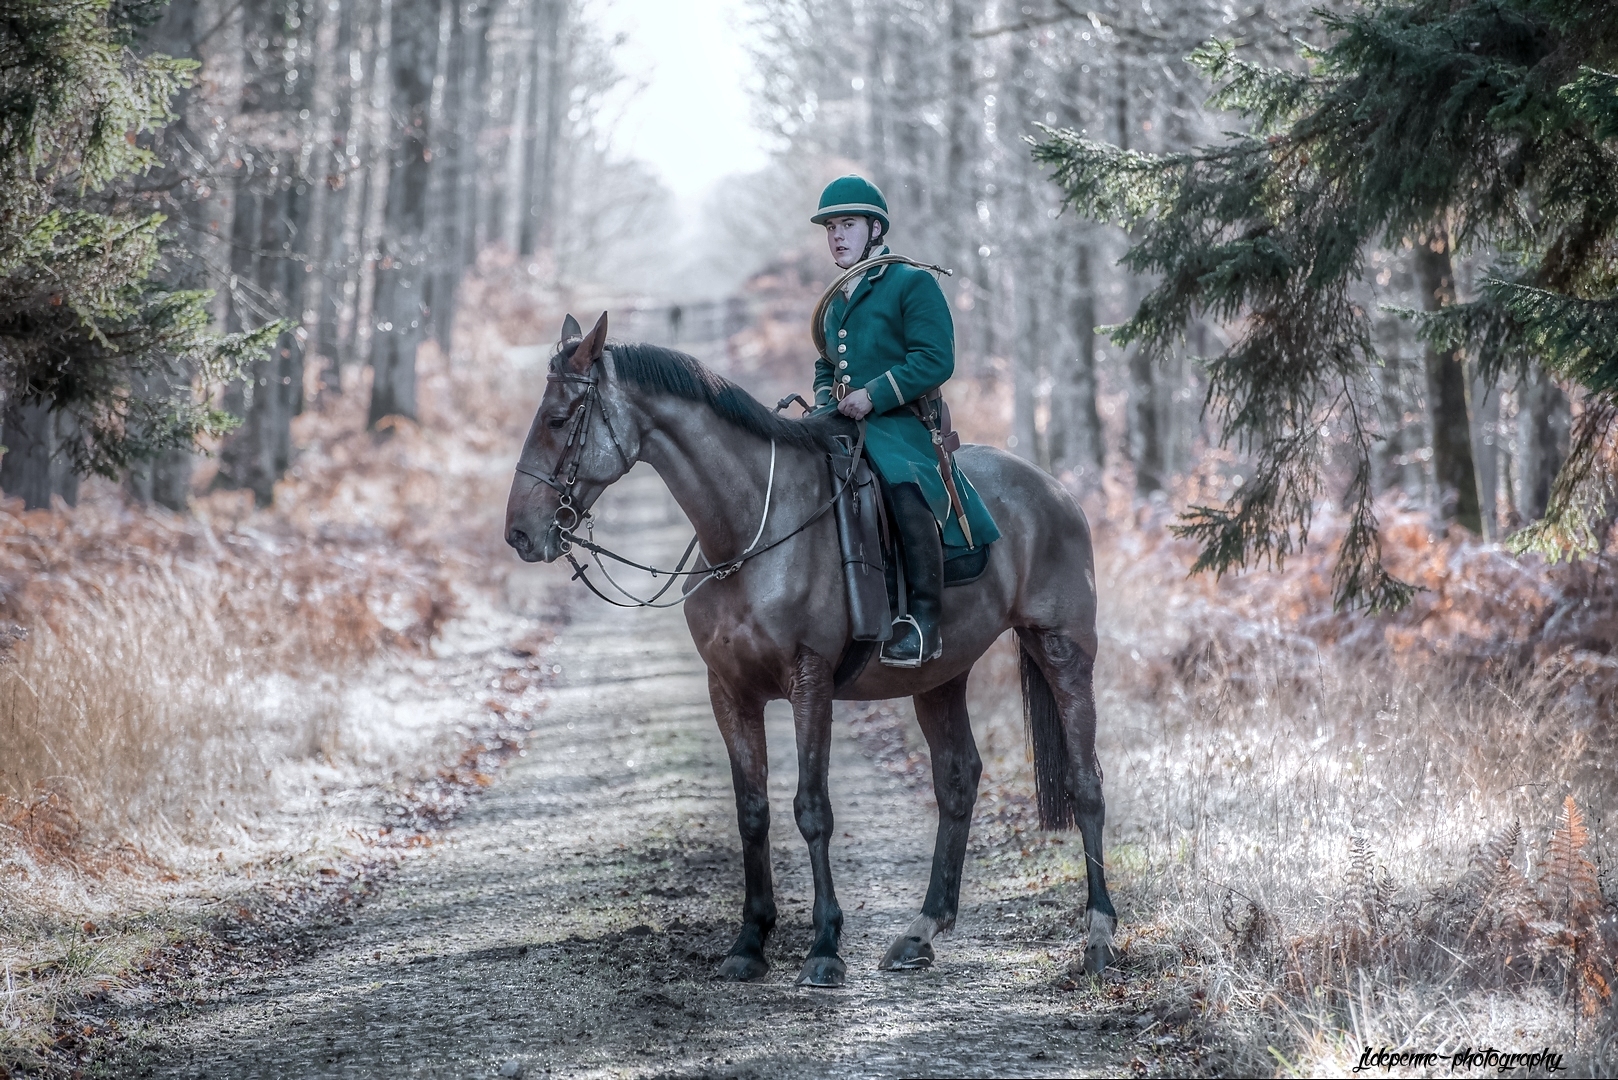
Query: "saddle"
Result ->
[[827, 410, 991, 647]]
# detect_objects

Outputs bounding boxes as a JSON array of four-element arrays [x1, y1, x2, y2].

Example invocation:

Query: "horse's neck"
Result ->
[[637, 398, 816, 564]]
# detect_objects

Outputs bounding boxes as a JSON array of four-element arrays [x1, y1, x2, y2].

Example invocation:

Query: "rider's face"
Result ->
[[825, 215, 880, 269]]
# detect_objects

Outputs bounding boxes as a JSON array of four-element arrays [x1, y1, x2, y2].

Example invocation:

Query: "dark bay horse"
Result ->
[[505, 313, 1116, 986]]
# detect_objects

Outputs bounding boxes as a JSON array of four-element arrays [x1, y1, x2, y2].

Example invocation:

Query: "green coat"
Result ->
[[813, 250, 1001, 553]]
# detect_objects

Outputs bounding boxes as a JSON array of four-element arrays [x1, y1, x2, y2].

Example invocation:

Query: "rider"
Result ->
[[811, 175, 1001, 668]]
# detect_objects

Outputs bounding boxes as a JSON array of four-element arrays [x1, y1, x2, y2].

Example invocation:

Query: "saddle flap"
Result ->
[[828, 447, 891, 643]]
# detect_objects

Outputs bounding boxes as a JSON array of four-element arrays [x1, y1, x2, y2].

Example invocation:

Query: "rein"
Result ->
[[513, 360, 866, 609]]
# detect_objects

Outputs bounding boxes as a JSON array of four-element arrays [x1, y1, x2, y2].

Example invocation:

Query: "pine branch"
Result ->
[[1035, 0, 1618, 608], [1560, 67, 1618, 142]]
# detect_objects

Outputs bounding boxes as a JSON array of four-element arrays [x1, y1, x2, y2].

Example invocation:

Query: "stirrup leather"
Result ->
[[880, 613, 941, 669]]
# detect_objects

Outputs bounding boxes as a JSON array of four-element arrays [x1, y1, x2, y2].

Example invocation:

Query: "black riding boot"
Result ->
[[881, 482, 944, 668]]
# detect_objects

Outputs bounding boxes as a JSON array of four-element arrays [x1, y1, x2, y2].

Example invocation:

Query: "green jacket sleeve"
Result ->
[[862, 270, 954, 414], [813, 349, 835, 406]]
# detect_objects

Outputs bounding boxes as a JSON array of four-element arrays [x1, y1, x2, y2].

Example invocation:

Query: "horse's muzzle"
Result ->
[[507, 522, 567, 563]]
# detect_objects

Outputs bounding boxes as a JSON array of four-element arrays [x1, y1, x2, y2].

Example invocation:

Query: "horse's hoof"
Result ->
[[795, 955, 846, 988], [1081, 939, 1119, 975], [1080, 910, 1118, 975], [878, 934, 935, 971], [716, 954, 768, 981]]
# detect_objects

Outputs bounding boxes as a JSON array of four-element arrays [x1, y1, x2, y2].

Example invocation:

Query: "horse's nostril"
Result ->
[[507, 528, 529, 551]]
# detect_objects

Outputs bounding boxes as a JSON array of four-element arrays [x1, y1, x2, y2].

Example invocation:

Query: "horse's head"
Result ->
[[505, 312, 640, 563]]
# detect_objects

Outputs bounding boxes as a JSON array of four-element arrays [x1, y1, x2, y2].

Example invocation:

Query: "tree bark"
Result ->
[[1108, 51, 1163, 493], [217, 162, 308, 506], [1518, 362, 1570, 520], [1048, 239, 1105, 485], [214, 0, 310, 507], [368, 0, 438, 428], [0, 403, 72, 509], [1414, 228, 1482, 533], [299, 0, 345, 391], [352, 0, 395, 374]]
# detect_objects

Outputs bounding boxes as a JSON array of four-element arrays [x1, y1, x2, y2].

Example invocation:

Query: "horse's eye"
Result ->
[[546, 415, 569, 430]]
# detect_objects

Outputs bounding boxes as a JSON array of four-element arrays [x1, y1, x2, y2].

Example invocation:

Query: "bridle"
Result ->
[[512, 356, 866, 609], [512, 368, 632, 535]]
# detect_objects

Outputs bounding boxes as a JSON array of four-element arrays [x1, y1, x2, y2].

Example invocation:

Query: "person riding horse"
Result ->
[[811, 175, 1001, 669]]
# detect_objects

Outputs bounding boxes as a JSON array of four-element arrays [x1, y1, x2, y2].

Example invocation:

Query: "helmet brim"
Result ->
[[810, 202, 890, 231]]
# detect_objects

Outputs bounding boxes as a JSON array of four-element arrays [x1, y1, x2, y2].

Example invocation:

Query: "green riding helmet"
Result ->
[[810, 174, 890, 234]]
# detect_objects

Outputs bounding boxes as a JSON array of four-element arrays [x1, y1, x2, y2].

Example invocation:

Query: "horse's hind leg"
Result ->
[[880, 670, 980, 971], [789, 646, 845, 987], [1019, 627, 1118, 974], [710, 672, 776, 981]]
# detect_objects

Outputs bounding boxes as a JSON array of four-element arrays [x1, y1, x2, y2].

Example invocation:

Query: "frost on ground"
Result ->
[[0, 260, 572, 1077], [97, 470, 1140, 1080], [845, 484, 1618, 1077], [6, 254, 1617, 1077]]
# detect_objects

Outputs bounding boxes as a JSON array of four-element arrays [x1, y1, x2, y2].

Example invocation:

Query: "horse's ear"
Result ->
[[570, 311, 608, 374], [560, 313, 581, 340]]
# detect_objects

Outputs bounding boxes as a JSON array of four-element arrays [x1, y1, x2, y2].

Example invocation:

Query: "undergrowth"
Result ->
[[974, 503, 1618, 1077], [0, 251, 566, 1075]]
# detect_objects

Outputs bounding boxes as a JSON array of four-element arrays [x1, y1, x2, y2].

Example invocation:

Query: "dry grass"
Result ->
[[938, 502, 1618, 1077], [710, 263, 1618, 1073], [0, 253, 570, 1074]]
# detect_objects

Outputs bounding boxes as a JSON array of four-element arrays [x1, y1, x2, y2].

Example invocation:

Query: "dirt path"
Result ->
[[118, 469, 1133, 1079]]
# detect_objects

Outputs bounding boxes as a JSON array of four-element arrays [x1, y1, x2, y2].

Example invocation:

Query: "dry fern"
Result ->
[[1539, 797, 1613, 1015]]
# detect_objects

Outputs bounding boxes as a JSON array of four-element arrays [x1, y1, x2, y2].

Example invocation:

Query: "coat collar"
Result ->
[[836, 246, 890, 327]]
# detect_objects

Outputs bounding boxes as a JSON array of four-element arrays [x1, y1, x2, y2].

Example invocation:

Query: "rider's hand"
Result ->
[[838, 388, 873, 420]]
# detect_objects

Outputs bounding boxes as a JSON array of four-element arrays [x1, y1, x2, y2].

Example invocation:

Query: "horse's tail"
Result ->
[[1019, 643, 1074, 830]]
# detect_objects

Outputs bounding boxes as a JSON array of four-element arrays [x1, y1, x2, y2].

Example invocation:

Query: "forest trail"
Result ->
[[122, 467, 1130, 1079]]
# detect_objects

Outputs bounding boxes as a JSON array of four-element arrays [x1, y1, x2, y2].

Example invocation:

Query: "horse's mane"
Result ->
[[553, 337, 848, 453]]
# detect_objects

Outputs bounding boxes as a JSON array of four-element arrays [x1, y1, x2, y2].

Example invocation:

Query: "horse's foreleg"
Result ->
[[788, 646, 844, 988], [881, 671, 980, 971], [710, 671, 775, 981], [1022, 628, 1118, 974]]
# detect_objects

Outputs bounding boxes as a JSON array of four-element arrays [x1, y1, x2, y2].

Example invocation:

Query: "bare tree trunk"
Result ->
[[213, 0, 311, 506], [1048, 238, 1104, 483], [217, 158, 308, 505], [331, 0, 380, 375], [0, 402, 71, 509], [1518, 362, 1571, 519], [1006, 28, 1041, 464], [530, 0, 569, 257], [1415, 228, 1482, 533], [1109, 53, 1162, 493], [120, 0, 240, 508], [299, 0, 345, 389], [942, 0, 978, 365], [456, 0, 490, 266], [422, 0, 461, 347], [352, 0, 395, 373], [499, 0, 533, 253], [1471, 376, 1499, 539], [368, 0, 443, 427]]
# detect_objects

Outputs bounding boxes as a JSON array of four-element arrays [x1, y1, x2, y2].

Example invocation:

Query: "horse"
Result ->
[[505, 312, 1117, 987]]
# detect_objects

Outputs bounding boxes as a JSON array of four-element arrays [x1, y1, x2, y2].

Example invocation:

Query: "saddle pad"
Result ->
[[944, 544, 991, 587]]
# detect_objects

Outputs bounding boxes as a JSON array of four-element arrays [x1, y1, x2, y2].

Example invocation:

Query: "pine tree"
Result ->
[[0, 0, 276, 509], [1033, 0, 1618, 609]]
